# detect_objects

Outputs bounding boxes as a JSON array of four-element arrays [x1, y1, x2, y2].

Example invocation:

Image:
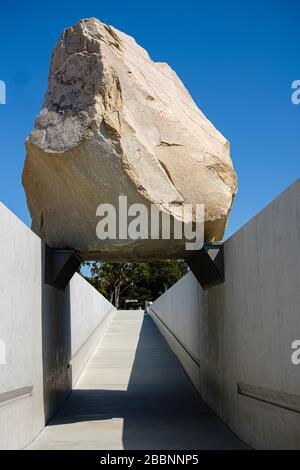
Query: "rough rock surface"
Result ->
[[22, 18, 237, 261]]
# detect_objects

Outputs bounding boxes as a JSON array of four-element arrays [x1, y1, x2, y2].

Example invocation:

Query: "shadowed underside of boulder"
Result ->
[[22, 17, 237, 261]]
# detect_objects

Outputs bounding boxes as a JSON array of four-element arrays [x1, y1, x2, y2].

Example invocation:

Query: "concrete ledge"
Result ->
[[70, 308, 115, 386], [149, 307, 201, 393], [237, 383, 300, 414], [0, 386, 33, 408], [0, 390, 35, 449], [151, 179, 300, 449], [0, 202, 115, 449]]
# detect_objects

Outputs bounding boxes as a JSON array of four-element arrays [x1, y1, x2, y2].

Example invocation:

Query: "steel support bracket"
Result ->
[[44, 245, 82, 291], [185, 243, 224, 290]]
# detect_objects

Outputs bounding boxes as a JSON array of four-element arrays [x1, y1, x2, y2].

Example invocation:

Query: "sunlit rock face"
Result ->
[[22, 18, 237, 261]]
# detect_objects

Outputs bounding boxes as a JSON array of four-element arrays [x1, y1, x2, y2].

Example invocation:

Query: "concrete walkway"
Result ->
[[28, 310, 247, 450]]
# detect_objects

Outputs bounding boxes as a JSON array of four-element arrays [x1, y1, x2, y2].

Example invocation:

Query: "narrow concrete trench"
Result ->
[[28, 310, 247, 450]]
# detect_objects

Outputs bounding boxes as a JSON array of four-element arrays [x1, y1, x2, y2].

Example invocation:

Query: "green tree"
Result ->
[[83, 260, 188, 309]]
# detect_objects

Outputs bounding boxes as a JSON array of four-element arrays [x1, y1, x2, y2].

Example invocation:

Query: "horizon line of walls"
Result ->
[[0, 202, 115, 450], [150, 178, 300, 449]]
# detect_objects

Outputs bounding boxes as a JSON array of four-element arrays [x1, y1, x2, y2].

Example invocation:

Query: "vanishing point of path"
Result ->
[[28, 310, 247, 450]]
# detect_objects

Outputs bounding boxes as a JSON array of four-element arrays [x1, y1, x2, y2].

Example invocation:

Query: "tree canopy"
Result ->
[[83, 260, 188, 309]]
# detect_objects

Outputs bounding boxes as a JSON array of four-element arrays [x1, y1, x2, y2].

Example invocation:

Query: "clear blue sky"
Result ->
[[0, 0, 299, 239]]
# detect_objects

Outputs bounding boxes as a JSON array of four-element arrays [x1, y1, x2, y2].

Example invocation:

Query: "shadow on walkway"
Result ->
[[29, 310, 248, 450]]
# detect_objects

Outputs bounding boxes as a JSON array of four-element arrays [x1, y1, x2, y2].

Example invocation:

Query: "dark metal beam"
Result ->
[[44, 245, 82, 291], [185, 243, 224, 290]]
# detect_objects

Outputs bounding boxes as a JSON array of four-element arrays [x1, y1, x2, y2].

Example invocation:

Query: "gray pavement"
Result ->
[[28, 310, 248, 450]]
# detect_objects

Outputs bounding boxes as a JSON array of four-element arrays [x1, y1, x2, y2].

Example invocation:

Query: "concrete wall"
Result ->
[[150, 178, 300, 449], [0, 202, 114, 449], [149, 271, 202, 393]]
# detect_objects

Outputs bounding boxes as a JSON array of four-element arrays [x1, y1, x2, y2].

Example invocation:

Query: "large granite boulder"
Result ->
[[22, 18, 237, 261]]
